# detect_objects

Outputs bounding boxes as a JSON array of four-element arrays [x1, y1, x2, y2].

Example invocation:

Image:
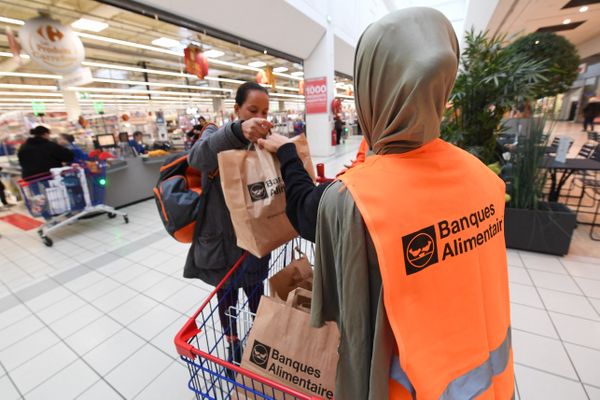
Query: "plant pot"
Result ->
[[504, 202, 577, 256]]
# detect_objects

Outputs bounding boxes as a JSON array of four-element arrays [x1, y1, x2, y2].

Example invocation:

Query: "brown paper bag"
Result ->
[[269, 251, 313, 301], [218, 146, 297, 257], [290, 134, 317, 182], [237, 288, 339, 400]]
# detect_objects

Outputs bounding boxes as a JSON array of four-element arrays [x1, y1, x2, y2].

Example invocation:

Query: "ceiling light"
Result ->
[[0, 72, 61, 79], [91, 78, 233, 92], [0, 83, 58, 90], [563, 18, 572, 24], [71, 18, 108, 32], [579, 6, 589, 12], [151, 37, 182, 48], [273, 67, 288, 73], [0, 51, 29, 59], [203, 49, 225, 58], [0, 16, 25, 26], [248, 61, 266, 68], [0, 92, 62, 97], [290, 71, 304, 77], [76, 32, 183, 56]]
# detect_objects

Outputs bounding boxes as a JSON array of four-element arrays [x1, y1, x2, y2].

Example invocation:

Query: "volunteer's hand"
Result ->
[[257, 133, 292, 153], [241, 118, 273, 142]]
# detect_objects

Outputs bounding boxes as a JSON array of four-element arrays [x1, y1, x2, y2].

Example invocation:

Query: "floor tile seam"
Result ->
[[73, 378, 126, 400], [1, 283, 124, 398], [519, 257, 588, 388], [44, 274, 182, 361], [514, 361, 588, 385], [13, 274, 181, 387], [511, 300, 600, 323], [129, 359, 177, 400], [0, 231, 166, 314], [0, 359, 25, 400], [512, 280, 600, 299], [558, 258, 600, 319], [512, 327, 600, 352]]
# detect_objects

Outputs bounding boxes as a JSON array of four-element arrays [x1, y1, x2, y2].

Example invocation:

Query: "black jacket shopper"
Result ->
[[18, 136, 74, 179]]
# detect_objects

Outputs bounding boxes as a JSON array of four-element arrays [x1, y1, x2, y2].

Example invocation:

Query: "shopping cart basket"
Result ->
[[175, 238, 319, 400], [18, 162, 128, 246]]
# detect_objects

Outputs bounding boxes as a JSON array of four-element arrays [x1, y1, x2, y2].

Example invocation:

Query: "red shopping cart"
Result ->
[[175, 238, 319, 400], [18, 162, 128, 246]]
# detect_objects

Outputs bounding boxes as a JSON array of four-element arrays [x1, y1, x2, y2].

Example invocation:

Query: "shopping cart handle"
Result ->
[[174, 317, 201, 359]]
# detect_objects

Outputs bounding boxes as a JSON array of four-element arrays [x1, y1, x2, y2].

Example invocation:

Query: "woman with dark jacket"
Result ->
[[185, 82, 273, 366], [18, 125, 74, 179]]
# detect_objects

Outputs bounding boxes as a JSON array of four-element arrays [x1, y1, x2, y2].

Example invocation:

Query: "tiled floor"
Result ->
[[0, 134, 599, 399]]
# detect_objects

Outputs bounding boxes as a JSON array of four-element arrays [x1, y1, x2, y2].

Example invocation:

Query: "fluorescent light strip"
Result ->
[[0, 16, 24, 25], [83, 61, 245, 85], [0, 71, 62, 79], [268, 93, 305, 99], [273, 72, 303, 81], [0, 98, 65, 102], [0, 52, 30, 59], [0, 83, 58, 90], [76, 32, 183, 57], [66, 87, 226, 97], [91, 78, 233, 92], [0, 92, 62, 97]]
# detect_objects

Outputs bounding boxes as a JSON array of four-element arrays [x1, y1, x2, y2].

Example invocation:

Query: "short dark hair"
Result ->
[[133, 131, 143, 137], [199, 116, 206, 122], [31, 125, 50, 136], [235, 82, 268, 107]]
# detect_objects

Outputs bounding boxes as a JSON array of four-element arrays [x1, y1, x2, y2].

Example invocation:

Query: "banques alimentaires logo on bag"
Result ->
[[247, 177, 285, 202], [249, 340, 333, 399]]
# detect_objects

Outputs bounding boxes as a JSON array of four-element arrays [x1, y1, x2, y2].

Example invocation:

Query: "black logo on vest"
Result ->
[[248, 182, 268, 202], [402, 225, 439, 275], [249, 340, 271, 369]]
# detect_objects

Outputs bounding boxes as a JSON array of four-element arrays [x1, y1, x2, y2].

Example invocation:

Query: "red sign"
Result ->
[[304, 77, 328, 114]]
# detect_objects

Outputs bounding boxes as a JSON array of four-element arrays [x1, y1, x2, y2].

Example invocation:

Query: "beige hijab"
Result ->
[[354, 7, 459, 155]]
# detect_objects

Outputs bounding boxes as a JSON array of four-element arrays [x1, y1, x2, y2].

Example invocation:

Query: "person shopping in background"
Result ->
[[128, 131, 146, 155], [334, 114, 343, 145], [59, 134, 87, 164], [18, 125, 74, 220], [18, 125, 73, 180], [185, 82, 273, 367], [0, 167, 14, 208], [259, 8, 513, 399], [583, 99, 600, 132]]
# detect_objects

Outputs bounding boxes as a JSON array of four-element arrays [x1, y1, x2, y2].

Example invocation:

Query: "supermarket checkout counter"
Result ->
[[0, 155, 171, 209], [103, 155, 169, 208]]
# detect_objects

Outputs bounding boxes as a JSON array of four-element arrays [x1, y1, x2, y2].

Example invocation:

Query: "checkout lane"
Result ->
[[0, 132, 172, 209]]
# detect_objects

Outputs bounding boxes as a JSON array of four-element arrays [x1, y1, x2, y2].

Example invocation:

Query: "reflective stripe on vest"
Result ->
[[391, 326, 511, 400], [341, 139, 514, 399]]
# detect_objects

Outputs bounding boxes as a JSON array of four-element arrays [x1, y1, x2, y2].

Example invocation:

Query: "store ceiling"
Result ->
[[487, 0, 600, 58], [0, 0, 353, 114]]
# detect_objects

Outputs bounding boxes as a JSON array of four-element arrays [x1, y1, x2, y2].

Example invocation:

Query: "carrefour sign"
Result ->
[[20, 16, 85, 74]]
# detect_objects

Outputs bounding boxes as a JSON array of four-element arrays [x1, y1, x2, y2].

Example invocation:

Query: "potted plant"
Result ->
[[441, 30, 547, 164], [504, 116, 577, 255]]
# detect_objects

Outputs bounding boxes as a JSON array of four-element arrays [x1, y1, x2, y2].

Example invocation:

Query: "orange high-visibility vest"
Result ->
[[339, 139, 514, 400]]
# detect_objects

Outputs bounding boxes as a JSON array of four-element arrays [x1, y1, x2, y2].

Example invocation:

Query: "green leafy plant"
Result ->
[[510, 116, 553, 209], [441, 30, 548, 164], [506, 32, 580, 99]]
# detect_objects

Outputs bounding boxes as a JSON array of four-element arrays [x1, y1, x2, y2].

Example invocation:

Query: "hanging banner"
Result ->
[[304, 77, 328, 114], [59, 67, 94, 88], [20, 15, 85, 74]]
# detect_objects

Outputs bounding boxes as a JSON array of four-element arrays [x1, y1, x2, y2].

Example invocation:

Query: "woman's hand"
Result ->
[[241, 118, 273, 142], [257, 133, 292, 153]]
